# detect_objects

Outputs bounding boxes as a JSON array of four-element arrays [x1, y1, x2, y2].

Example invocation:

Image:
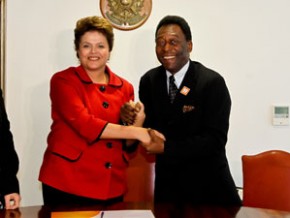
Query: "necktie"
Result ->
[[169, 75, 178, 103]]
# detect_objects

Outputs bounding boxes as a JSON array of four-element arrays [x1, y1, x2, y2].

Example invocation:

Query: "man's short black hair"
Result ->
[[155, 15, 192, 41]]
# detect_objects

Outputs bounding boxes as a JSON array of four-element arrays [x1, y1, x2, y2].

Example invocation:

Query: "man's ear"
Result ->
[[187, 41, 193, 53]]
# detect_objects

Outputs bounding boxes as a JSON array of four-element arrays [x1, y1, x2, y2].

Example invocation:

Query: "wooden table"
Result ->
[[1, 202, 290, 218]]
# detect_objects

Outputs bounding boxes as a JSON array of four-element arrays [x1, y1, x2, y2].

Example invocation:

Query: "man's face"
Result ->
[[155, 24, 192, 74]]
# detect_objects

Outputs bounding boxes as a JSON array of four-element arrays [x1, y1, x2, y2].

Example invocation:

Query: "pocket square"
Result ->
[[182, 105, 195, 113]]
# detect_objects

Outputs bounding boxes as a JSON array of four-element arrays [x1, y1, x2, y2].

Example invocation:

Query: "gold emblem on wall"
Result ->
[[100, 0, 152, 31]]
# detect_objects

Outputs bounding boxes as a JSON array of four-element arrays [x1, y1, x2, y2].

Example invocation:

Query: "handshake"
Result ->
[[121, 101, 166, 154]]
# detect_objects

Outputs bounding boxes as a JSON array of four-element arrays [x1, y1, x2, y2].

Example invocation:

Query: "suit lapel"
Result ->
[[174, 61, 197, 105]]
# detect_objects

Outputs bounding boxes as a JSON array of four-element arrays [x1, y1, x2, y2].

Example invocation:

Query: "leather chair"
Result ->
[[124, 146, 155, 202], [242, 150, 290, 211]]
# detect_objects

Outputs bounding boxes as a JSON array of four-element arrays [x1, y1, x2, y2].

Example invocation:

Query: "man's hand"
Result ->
[[4, 193, 21, 209], [142, 129, 165, 154], [120, 101, 138, 125]]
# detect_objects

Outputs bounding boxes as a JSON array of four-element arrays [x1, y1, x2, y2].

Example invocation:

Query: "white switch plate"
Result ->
[[272, 105, 289, 126]]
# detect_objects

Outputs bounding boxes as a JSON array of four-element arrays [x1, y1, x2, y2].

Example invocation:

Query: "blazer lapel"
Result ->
[[174, 61, 197, 105]]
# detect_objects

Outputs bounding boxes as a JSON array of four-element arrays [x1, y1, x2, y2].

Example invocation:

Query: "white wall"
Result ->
[[5, 0, 290, 206]]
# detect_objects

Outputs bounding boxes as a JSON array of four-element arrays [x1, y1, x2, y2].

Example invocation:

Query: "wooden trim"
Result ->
[[0, 0, 6, 95]]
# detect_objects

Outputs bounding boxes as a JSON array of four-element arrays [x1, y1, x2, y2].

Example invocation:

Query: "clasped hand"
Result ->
[[121, 101, 165, 154]]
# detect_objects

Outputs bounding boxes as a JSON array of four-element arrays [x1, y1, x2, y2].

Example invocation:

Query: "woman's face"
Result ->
[[77, 30, 110, 74]]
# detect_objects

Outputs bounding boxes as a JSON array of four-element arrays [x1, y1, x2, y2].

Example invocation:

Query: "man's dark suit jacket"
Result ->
[[0, 89, 19, 201], [139, 60, 241, 205]]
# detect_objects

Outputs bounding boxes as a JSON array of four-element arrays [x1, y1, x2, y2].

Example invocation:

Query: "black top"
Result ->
[[0, 89, 19, 199]]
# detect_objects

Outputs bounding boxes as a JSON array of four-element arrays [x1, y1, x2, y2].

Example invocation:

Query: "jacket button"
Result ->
[[99, 86, 106, 92], [106, 142, 113, 148], [102, 102, 109, 108], [105, 162, 112, 169]]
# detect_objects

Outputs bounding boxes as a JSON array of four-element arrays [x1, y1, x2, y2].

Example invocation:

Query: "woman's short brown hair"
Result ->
[[74, 16, 114, 53]]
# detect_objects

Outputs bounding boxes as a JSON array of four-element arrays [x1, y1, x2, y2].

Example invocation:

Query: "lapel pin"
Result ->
[[180, 86, 190, 96]]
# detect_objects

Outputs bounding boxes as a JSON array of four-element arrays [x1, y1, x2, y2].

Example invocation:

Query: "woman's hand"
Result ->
[[133, 101, 145, 127], [146, 129, 166, 154], [139, 129, 166, 154]]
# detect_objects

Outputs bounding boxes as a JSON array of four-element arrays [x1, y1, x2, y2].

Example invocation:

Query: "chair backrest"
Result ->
[[124, 146, 155, 202], [242, 150, 290, 211]]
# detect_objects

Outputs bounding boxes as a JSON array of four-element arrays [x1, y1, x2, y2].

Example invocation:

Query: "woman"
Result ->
[[39, 16, 159, 207], [0, 89, 21, 209]]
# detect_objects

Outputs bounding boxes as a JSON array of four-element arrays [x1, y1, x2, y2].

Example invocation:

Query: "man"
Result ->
[[121, 15, 241, 205], [0, 89, 21, 209]]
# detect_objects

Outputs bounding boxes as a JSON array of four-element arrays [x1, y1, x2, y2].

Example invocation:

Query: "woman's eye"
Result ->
[[82, 44, 90, 48]]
